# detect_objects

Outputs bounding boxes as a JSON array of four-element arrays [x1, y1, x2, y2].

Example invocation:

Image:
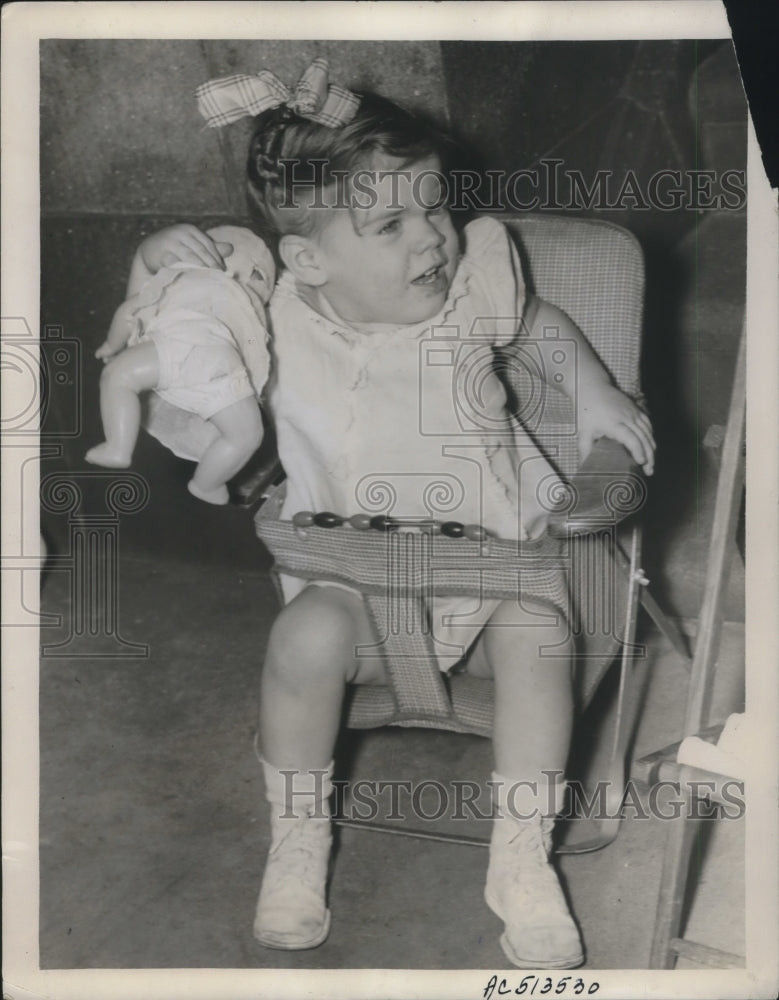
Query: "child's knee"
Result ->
[[265, 587, 360, 683], [484, 599, 572, 659]]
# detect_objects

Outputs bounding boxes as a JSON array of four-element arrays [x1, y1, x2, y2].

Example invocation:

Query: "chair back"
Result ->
[[505, 215, 644, 396], [498, 216, 645, 480]]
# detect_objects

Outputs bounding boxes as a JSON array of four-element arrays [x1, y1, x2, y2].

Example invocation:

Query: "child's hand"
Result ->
[[138, 225, 233, 273], [578, 383, 655, 475]]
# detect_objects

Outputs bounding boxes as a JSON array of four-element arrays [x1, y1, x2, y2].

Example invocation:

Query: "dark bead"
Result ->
[[292, 510, 315, 527], [464, 523, 488, 541], [370, 515, 399, 532], [348, 513, 373, 531], [441, 521, 465, 538], [313, 511, 344, 528]]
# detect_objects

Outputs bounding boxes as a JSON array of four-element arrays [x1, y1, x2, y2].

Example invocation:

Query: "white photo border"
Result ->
[[2, 3, 777, 999]]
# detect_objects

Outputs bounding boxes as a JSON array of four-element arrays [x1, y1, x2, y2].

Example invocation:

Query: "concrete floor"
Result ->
[[39, 558, 745, 971]]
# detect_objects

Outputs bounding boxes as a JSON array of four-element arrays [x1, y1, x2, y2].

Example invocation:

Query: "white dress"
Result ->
[[267, 216, 564, 668]]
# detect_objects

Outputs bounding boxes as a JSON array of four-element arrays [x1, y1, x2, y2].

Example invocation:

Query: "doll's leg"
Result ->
[[94, 299, 137, 361], [470, 599, 584, 968], [187, 396, 263, 504], [85, 341, 160, 467], [255, 585, 383, 950]]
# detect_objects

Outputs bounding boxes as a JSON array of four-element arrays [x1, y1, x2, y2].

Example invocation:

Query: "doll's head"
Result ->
[[206, 225, 275, 303], [246, 93, 462, 327]]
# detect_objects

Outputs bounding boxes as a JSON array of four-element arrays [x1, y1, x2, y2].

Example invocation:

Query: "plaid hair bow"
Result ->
[[196, 58, 360, 129]]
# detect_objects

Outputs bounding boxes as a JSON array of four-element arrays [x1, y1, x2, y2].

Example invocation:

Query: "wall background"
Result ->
[[40, 40, 449, 216]]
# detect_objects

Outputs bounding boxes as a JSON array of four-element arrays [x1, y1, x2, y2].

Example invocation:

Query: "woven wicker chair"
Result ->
[[254, 214, 686, 850]]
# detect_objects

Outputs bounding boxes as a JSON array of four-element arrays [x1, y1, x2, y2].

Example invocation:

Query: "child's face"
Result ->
[[311, 155, 460, 327]]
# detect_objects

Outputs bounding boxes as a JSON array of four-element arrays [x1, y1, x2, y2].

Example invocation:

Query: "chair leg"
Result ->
[[611, 541, 691, 661], [558, 524, 644, 854], [334, 816, 490, 848], [639, 587, 691, 661]]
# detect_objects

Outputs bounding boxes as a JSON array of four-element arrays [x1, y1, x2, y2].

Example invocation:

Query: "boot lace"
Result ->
[[267, 814, 330, 888]]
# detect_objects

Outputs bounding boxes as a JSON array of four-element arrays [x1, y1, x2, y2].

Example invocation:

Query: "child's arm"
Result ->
[[524, 296, 655, 475], [127, 224, 232, 296], [95, 299, 137, 361]]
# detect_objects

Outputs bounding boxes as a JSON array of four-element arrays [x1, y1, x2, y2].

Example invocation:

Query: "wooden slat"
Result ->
[[684, 327, 746, 734], [648, 325, 746, 970], [650, 798, 702, 968], [633, 724, 724, 786], [669, 937, 745, 969]]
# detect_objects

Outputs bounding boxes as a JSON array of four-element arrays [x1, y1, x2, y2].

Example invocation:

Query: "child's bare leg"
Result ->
[[479, 599, 573, 780], [86, 341, 160, 467], [255, 585, 382, 950], [187, 396, 263, 505], [260, 585, 383, 768], [470, 599, 583, 969]]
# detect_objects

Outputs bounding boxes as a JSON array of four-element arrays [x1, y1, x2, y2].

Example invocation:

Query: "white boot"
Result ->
[[253, 759, 333, 950], [485, 772, 584, 969]]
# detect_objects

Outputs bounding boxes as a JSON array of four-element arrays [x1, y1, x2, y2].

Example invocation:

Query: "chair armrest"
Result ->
[[548, 437, 645, 537]]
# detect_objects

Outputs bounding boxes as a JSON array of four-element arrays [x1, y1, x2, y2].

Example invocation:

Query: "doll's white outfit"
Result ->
[[127, 225, 274, 457], [267, 217, 568, 670]]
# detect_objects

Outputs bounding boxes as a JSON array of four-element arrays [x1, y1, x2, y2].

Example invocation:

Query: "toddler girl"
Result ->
[[139, 60, 655, 967], [86, 225, 274, 504]]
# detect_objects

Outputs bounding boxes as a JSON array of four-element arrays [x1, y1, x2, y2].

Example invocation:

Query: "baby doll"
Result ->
[[86, 225, 274, 504]]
